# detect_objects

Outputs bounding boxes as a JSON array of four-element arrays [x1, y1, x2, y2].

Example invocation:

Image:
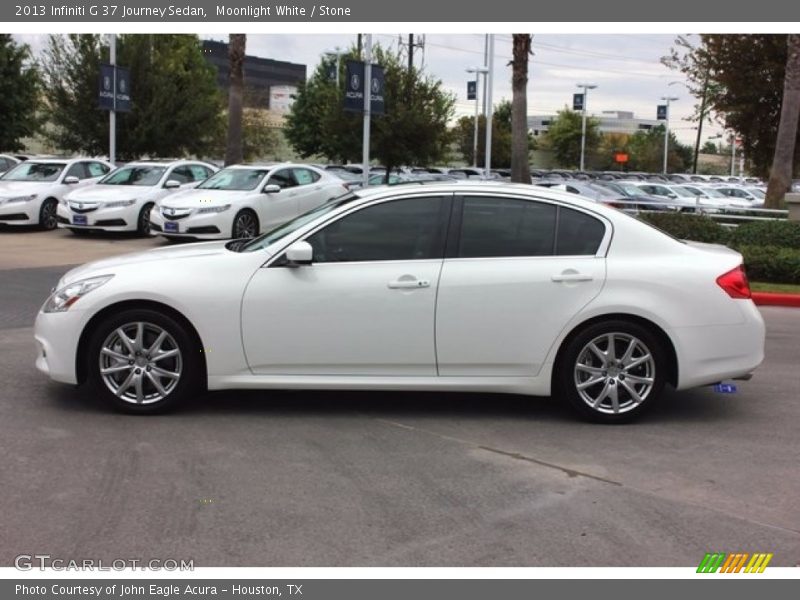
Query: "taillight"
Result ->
[[716, 265, 751, 299]]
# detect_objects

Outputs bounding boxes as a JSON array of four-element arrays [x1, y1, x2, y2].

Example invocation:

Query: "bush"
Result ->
[[739, 245, 800, 284], [639, 212, 730, 244], [728, 220, 800, 250]]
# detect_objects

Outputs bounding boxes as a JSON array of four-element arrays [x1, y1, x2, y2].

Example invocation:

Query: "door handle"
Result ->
[[388, 278, 430, 289], [551, 272, 593, 283]]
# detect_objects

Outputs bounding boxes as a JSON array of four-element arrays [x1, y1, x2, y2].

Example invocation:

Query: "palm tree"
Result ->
[[765, 34, 800, 208], [224, 34, 246, 166], [510, 34, 532, 184]]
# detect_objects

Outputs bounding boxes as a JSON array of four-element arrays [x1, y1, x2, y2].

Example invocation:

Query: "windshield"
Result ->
[[671, 186, 695, 197], [700, 187, 727, 198], [240, 194, 358, 253], [100, 166, 166, 186], [616, 183, 643, 197], [198, 168, 268, 191], [747, 188, 766, 199], [1, 162, 66, 182]]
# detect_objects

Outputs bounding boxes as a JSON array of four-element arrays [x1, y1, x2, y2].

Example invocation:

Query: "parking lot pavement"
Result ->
[[1, 244, 799, 567], [0, 226, 165, 271]]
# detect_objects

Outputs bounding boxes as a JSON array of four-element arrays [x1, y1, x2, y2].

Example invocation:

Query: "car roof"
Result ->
[[121, 159, 214, 167]]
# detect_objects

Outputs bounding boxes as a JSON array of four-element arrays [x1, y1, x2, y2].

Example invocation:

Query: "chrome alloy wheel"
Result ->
[[98, 322, 182, 405], [573, 332, 655, 415]]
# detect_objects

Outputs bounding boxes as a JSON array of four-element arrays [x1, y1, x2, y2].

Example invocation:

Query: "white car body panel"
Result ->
[[34, 183, 765, 401]]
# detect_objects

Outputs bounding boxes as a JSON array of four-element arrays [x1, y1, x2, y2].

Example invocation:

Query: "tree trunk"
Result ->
[[765, 34, 800, 208], [224, 34, 246, 166], [510, 34, 532, 184]]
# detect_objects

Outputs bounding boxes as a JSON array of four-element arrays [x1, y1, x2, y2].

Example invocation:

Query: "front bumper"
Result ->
[[150, 209, 231, 240], [0, 201, 37, 225], [56, 203, 137, 232], [34, 308, 91, 385]]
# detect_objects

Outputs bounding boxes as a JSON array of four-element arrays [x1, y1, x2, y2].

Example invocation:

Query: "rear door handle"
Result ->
[[551, 272, 593, 283], [388, 278, 430, 289]]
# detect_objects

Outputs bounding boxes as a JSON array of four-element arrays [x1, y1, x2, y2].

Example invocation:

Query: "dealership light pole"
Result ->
[[109, 34, 116, 165], [576, 83, 597, 171], [362, 35, 372, 187], [324, 49, 343, 88], [661, 96, 679, 174], [467, 66, 488, 168], [484, 35, 495, 178]]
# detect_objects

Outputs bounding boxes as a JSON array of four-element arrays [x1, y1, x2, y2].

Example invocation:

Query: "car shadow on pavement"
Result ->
[[46, 381, 746, 425]]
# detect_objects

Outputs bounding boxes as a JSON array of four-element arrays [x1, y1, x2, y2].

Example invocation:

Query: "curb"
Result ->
[[752, 292, 800, 308]]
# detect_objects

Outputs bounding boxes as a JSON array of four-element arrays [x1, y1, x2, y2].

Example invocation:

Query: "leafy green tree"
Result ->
[[626, 126, 692, 173], [542, 108, 600, 169], [701, 140, 719, 154], [42, 34, 223, 158], [211, 108, 280, 161], [664, 34, 799, 181], [0, 35, 42, 151], [452, 100, 516, 168], [285, 44, 455, 177]]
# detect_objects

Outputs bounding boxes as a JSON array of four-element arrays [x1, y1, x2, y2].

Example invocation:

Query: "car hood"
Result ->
[[0, 181, 56, 196], [65, 185, 150, 203], [161, 188, 251, 208], [58, 240, 245, 287]]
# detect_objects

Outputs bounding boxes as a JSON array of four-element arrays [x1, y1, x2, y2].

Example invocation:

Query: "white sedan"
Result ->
[[150, 163, 348, 240], [0, 158, 113, 230], [58, 160, 217, 236], [34, 183, 765, 423]]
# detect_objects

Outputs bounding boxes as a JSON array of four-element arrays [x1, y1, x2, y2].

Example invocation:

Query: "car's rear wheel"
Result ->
[[137, 202, 154, 236], [232, 209, 258, 239], [86, 309, 201, 414], [39, 198, 58, 230], [557, 320, 666, 423]]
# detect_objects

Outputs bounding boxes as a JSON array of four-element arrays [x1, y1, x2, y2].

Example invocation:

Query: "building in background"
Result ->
[[528, 110, 661, 137], [202, 39, 305, 116]]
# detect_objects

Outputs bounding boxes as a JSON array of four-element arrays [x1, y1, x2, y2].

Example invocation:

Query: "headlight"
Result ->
[[6, 194, 38, 203], [104, 199, 137, 208], [43, 275, 114, 313], [197, 204, 231, 214]]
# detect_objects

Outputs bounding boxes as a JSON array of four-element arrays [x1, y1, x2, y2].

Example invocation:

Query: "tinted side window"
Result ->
[[189, 165, 211, 181], [86, 162, 109, 177], [458, 196, 556, 258], [293, 168, 320, 185], [169, 166, 193, 184], [556, 208, 605, 256], [306, 197, 445, 263], [65, 163, 88, 180], [268, 169, 296, 189]]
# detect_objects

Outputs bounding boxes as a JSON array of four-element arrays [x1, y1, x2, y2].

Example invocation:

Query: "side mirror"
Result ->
[[285, 241, 313, 267], [263, 184, 281, 194], [164, 179, 181, 189], [63, 176, 80, 185]]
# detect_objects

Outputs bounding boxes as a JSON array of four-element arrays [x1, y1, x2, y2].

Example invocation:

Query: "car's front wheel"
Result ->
[[232, 209, 259, 239], [86, 308, 201, 414], [39, 198, 59, 230], [137, 202, 154, 236], [557, 320, 666, 423]]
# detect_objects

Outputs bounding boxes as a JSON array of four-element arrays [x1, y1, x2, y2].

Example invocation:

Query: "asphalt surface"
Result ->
[[1, 233, 799, 567]]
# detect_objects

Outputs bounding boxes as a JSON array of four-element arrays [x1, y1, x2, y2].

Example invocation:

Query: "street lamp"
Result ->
[[661, 96, 679, 174], [576, 83, 597, 171], [467, 66, 489, 169]]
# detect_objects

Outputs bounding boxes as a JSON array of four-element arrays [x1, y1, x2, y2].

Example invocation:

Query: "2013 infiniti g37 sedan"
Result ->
[[34, 183, 765, 423]]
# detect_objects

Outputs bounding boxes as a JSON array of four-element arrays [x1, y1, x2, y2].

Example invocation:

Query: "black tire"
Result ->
[[136, 202, 155, 236], [556, 319, 667, 424], [86, 308, 202, 414], [39, 198, 59, 231], [232, 209, 259, 239]]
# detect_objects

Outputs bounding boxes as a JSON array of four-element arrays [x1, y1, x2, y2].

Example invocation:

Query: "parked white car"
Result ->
[[0, 158, 113, 230], [673, 185, 752, 210], [714, 186, 766, 207], [34, 183, 765, 423], [58, 160, 217, 236], [149, 163, 348, 240]]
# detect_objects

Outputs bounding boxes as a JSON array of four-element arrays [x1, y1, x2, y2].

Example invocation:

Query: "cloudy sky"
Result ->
[[14, 33, 718, 146]]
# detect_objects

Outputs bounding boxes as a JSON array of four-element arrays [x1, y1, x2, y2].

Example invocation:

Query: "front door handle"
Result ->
[[552, 272, 593, 283], [388, 277, 430, 289]]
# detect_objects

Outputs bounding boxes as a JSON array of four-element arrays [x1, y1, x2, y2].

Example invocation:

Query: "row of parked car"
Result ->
[[0, 155, 781, 243]]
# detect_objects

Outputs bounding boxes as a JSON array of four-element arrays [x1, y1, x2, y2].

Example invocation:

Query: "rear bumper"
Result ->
[[672, 300, 765, 390]]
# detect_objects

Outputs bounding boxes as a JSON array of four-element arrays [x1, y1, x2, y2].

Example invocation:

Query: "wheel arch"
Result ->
[[551, 313, 678, 389], [75, 300, 207, 387]]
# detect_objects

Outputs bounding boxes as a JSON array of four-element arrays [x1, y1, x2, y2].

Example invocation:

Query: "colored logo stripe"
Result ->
[[697, 552, 773, 573]]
